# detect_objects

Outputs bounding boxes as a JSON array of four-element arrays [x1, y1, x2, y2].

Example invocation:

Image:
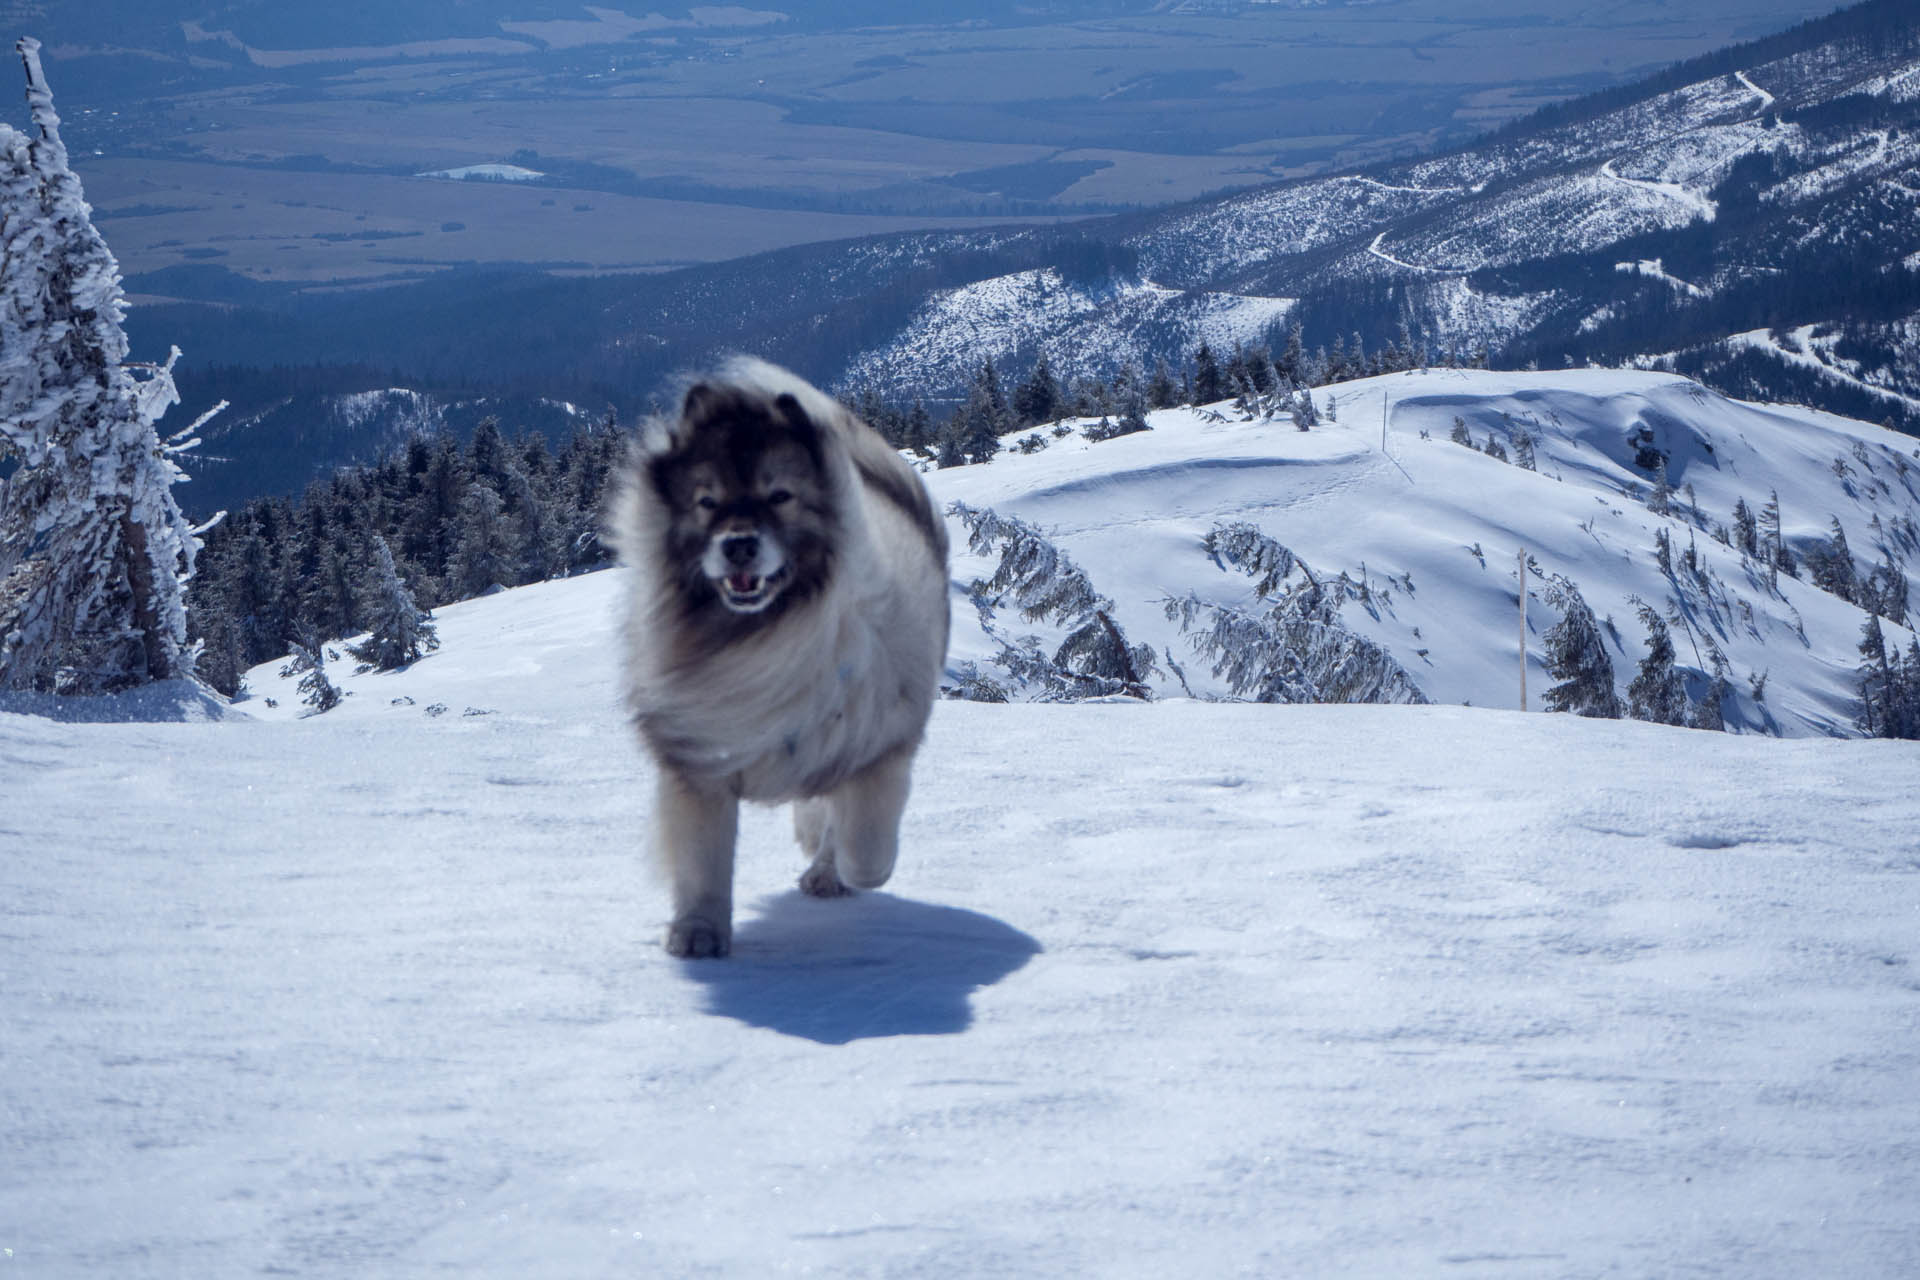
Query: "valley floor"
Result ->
[[4, 574, 1919, 1277]]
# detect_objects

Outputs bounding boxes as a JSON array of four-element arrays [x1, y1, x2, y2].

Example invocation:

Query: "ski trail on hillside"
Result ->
[[1367, 231, 1467, 276], [1598, 158, 1718, 222], [1734, 69, 1775, 110], [1726, 327, 1920, 416]]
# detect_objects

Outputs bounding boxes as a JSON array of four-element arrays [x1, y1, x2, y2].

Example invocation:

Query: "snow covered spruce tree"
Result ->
[[349, 536, 437, 671], [950, 501, 1155, 700], [0, 39, 212, 694], [1625, 600, 1690, 726], [1166, 521, 1427, 705], [1540, 573, 1620, 718]]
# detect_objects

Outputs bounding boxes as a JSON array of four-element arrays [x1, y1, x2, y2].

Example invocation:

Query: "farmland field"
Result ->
[[44, 0, 1844, 290]]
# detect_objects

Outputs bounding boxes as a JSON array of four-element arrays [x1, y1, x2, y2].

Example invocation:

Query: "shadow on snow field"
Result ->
[[678, 891, 1041, 1044]]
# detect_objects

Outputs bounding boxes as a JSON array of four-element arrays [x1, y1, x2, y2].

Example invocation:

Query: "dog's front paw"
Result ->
[[666, 916, 731, 958], [798, 854, 854, 898]]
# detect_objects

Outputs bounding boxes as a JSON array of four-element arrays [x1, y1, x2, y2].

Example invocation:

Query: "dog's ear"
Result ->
[[681, 381, 726, 429], [772, 392, 823, 456]]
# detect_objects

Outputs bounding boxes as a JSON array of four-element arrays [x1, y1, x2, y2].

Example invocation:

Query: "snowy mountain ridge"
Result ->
[[921, 368, 1918, 737]]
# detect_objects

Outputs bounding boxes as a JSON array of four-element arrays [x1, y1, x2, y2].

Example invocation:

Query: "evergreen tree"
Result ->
[[1512, 428, 1538, 471], [934, 418, 966, 468], [1287, 387, 1318, 431], [1648, 457, 1674, 516], [1012, 353, 1063, 425], [1690, 644, 1730, 732], [1276, 321, 1305, 387], [1541, 574, 1620, 717], [286, 637, 342, 715], [1864, 553, 1909, 625], [1731, 496, 1760, 558], [448, 486, 513, 598], [1192, 342, 1225, 405], [1146, 357, 1178, 410], [1855, 612, 1891, 736], [350, 536, 438, 671], [1626, 601, 1690, 725], [1807, 515, 1857, 602], [903, 400, 934, 456], [1759, 489, 1792, 583], [1170, 522, 1427, 705], [0, 40, 211, 694]]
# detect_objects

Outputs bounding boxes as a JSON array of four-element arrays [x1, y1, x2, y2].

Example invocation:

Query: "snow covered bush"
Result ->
[[0, 39, 213, 694]]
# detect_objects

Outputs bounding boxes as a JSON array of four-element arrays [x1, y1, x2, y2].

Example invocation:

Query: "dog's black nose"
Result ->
[[721, 534, 759, 567]]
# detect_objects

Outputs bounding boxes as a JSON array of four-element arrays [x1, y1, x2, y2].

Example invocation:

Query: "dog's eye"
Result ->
[[766, 488, 793, 506], [696, 495, 717, 511]]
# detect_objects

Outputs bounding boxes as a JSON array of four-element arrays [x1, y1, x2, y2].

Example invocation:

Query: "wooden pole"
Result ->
[[1517, 547, 1528, 711]]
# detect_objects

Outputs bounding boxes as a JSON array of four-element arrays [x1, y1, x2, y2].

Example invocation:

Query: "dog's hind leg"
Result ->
[[826, 746, 915, 892], [655, 767, 738, 958], [794, 798, 853, 898]]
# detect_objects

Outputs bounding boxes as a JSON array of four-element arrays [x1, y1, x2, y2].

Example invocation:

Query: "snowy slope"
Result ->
[[6, 567, 1920, 1278], [925, 368, 1920, 737], [845, 267, 1292, 403]]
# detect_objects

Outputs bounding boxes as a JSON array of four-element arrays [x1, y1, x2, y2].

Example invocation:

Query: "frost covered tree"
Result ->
[[447, 485, 512, 598], [349, 536, 438, 671], [1287, 387, 1318, 432], [1731, 496, 1760, 559], [951, 502, 1155, 699], [0, 40, 214, 694], [1759, 489, 1793, 584], [1647, 457, 1674, 516], [1169, 522, 1427, 705], [1540, 574, 1620, 718], [1691, 643, 1730, 732], [1512, 427, 1538, 472], [1805, 515, 1857, 603], [1626, 601, 1690, 726], [283, 637, 342, 715]]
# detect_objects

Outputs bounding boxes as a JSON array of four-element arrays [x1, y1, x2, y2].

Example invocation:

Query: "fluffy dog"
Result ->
[[610, 358, 950, 957]]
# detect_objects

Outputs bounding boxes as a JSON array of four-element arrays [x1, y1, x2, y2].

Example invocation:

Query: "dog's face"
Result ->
[[650, 384, 837, 616]]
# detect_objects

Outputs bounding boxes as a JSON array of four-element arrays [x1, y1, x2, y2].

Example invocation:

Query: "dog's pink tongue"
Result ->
[[729, 572, 759, 593]]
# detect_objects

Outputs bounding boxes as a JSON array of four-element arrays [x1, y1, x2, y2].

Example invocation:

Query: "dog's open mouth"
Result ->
[[718, 565, 788, 610]]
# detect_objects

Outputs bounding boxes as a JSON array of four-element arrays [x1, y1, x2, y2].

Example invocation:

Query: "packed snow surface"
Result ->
[[6, 563, 1920, 1277]]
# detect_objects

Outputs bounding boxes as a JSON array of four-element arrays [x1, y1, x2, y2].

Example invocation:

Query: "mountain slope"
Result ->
[[923, 368, 1919, 737], [842, 0, 1920, 419]]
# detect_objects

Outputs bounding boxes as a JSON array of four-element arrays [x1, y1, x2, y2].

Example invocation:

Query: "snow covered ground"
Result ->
[[6, 566, 1920, 1277]]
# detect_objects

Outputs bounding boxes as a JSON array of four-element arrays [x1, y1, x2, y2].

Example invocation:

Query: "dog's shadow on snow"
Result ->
[[679, 892, 1041, 1045]]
